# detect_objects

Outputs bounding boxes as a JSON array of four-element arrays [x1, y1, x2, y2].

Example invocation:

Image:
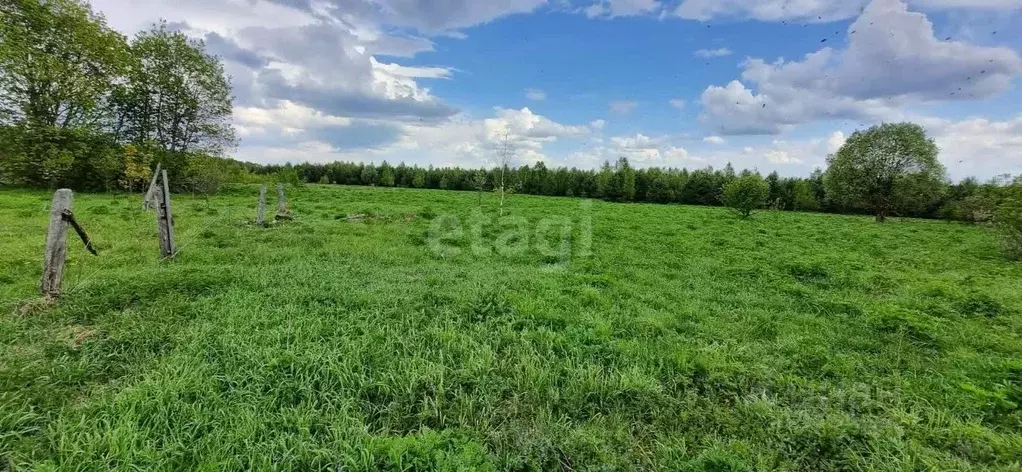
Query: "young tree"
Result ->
[[722, 173, 769, 218], [824, 123, 947, 222], [471, 170, 487, 205], [495, 128, 515, 216], [114, 21, 235, 155]]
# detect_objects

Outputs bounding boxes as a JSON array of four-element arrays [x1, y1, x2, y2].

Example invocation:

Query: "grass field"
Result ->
[[2, 184, 1021, 470]]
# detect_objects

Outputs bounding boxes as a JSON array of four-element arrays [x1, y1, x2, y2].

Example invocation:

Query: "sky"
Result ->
[[88, 0, 1022, 179]]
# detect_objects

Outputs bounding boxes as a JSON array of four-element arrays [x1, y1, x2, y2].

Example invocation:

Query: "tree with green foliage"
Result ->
[[412, 169, 426, 188], [119, 144, 152, 191], [722, 173, 769, 218], [613, 157, 636, 202], [378, 162, 395, 187], [471, 170, 487, 205], [996, 185, 1022, 260], [184, 153, 228, 198], [824, 123, 947, 222], [360, 164, 377, 186], [0, 0, 129, 128], [792, 180, 820, 211], [114, 21, 235, 155]]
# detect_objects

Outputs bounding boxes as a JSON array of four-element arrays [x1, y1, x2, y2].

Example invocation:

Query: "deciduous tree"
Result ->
[[824, 123, 946, 222]]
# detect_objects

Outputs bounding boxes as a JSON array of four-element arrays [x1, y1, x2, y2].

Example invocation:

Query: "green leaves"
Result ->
[[115, 21, 236, 156], [824, 122, 947, 222], [722, 173, 770, 218]]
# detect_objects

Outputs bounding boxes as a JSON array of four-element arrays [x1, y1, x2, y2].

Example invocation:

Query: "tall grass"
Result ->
[[1, 185, 1020, 470]]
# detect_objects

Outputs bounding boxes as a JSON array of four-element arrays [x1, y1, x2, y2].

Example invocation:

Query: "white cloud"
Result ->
[[669, 99, 686, 109], [525, 88, 547, 101], [570, 133, 699, 166], [675, 0, 1021, 22], [584, 0, 661, 18], [694, 48, 733, 58], [827, 131, 847, 154], [699, 0, 1022, 135], [765, 149, 804, 164], [609, 100, 639, 114], [925, 116, 1022, 178], [703, 136, 726, 144], [235, 100, 352, 130], [371, 60, 453, 80]]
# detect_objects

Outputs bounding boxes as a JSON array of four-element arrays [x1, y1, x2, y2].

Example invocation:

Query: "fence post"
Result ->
[[257, 184, 267, 225], [276, 183, 287, 215], [155, 171, 176, 258], [41, 189, 73, 299], [275, 183, 293, 219], [143, 162, 162, 210]]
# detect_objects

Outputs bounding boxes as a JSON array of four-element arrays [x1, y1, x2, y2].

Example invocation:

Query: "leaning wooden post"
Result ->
[[256, 184, 267, 225], [42, 189, 73, 299], [143, 162, 162, 210], [154, 170, 176, 258]]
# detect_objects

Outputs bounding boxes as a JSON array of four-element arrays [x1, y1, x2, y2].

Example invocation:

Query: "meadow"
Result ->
[[1, 184, 1021, 470]]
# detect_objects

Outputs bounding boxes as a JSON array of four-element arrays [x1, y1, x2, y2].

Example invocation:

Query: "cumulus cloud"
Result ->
[[699, 0, 1022, 135], [924, 115, 1022, 178], [609, 100, 639, 114], [669, 99, 686, 109], [88, 0, 558, 159], [694, 48, 732, 58], [675, 0, 1021, 22], [584, 0, 661, 18], [703, 136, 726, 144]]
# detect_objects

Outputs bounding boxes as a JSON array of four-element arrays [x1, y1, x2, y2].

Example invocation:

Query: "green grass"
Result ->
[[1, 184, 1021, 470]]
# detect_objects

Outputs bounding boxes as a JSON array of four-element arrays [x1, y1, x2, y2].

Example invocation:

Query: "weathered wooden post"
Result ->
[[276, 183, 287, 214], [154, 170, 176, 258], [143, 162, 162, 210], [42, 189, 73, 299], [275, 183, 292, 220]]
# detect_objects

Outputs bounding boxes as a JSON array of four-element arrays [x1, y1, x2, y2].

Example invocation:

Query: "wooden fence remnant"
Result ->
[[42, 189, 73, 298], [256, 184, 267, 225], [62, 210, 98, 256], [154, 170, 176, 258], [41, 189, 98, 299], [143, 162, 162, 210], [275, 183, 293, 220]]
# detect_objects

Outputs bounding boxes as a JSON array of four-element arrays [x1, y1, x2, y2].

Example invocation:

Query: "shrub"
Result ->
[[722, 173, 769, 218], [995, 196, 1022, 260]]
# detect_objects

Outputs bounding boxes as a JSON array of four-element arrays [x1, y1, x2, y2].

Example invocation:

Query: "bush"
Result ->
[[996, 196, 1022, 260], [722, 173, 769, 218]]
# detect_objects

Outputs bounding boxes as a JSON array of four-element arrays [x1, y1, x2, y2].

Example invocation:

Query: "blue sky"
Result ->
[[92, 0, 1022, 179]]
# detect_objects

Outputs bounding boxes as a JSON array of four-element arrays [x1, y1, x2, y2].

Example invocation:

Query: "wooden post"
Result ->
[[155, 171, 176, 258], [276, 183, 287, 216], [256, 184, 267, 225], [143, 162, 162, 210], [42, 189, 73, 298]]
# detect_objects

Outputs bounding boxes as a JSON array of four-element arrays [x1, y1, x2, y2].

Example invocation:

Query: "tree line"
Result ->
[[0, 0, 244, 193], [255, 148, 1018, 224]]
